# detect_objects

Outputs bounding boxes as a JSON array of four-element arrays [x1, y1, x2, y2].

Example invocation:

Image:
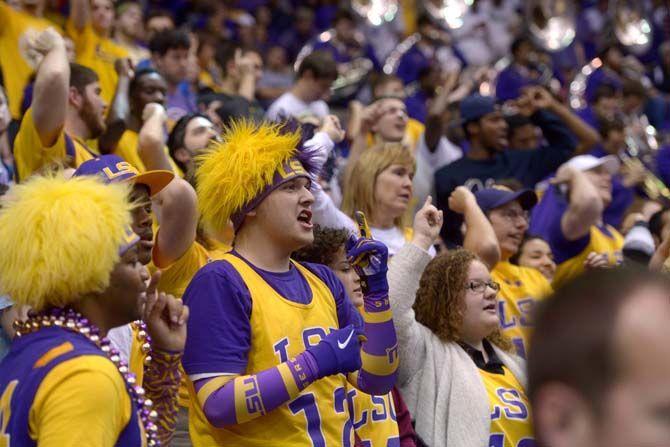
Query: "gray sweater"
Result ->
[[389, 243, 527, 447]]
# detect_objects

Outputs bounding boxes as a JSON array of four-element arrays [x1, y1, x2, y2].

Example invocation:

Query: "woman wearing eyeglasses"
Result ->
[[389, 199, 532, 447], [450, 185, 553, 359]]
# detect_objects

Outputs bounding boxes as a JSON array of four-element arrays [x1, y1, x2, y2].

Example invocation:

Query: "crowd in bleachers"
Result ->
[[1, 1, 670, 446]]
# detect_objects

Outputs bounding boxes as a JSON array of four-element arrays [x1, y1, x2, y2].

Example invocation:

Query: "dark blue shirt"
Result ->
[[435, 110, 577, 246]]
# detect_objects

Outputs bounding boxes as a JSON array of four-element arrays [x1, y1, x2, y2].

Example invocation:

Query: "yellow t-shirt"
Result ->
[[491, 261, 553, 359], [480, 366, 534, 447], [198, 70, 221, 92], [114, 129, 184, 176], [156, 241, 230, 298], [14, 108, 95, 181], [145, 240, 229, 408], [29, 356, 137, 446], [552, 225, 624, 289], [0, 4, 56, 119], [66, 21, 128, 106], [116, 41, 150, 66]]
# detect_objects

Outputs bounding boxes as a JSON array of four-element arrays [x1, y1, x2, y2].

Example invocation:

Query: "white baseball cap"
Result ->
[[561, 155, 620, 175]]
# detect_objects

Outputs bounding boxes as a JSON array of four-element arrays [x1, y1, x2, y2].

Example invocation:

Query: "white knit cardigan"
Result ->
[[389, 243, 527, 447]]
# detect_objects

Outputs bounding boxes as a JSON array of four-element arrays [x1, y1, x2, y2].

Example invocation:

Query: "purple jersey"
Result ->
[[0, 326, 143, 446]]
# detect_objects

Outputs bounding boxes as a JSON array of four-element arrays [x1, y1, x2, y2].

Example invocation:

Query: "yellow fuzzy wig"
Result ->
[[0, 175, 134, 311], [195, 119, 302, 235]]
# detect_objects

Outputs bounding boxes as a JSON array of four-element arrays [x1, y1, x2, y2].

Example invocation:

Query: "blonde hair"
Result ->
[[341, 143, 415, 229], [0, 175, 133, 311]]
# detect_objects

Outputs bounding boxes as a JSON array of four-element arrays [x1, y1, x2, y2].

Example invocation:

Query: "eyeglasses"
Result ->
[[465, 280, 500, 294], [499, 208, 529, 223]]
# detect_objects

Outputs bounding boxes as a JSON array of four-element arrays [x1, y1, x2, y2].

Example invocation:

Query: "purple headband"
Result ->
[[230, 158, 311, 231]]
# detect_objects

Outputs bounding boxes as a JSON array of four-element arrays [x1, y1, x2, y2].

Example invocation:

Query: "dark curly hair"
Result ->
[[413, 249, 512, 351], [292, 225, 349, 266]]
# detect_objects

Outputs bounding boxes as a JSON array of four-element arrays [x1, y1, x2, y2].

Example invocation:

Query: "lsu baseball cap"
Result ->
[[73, 155, 174, 197], [560, 154, 620, 175], [475, 186, 538, 212]]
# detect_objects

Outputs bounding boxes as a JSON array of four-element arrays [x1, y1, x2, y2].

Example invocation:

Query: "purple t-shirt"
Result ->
[[182, 252, 363, 376]]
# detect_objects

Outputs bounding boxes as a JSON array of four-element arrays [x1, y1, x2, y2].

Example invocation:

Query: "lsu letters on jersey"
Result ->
[[184, 253, 363, 447], [491, 261, 552, 358]]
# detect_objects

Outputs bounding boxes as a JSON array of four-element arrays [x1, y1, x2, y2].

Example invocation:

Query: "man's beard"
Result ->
[[80, 99, 106, 138]]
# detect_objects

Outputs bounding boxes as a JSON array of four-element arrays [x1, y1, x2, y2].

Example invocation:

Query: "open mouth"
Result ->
[[398, 192, 411, 202], [297, 209, 313, 229], [483, 303, 497, 313]]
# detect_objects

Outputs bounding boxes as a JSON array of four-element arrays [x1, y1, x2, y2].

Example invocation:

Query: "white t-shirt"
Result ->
[[371, 226, 437, 257], [265, 92, 330, 122], [107, 324, 133, 364], [413, 133, 463, 212]]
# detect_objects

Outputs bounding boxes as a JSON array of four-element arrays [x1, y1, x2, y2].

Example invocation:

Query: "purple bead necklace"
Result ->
[[14, 307, 160, 446]]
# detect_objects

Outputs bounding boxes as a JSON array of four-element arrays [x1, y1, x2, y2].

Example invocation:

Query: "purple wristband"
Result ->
[[287, 351, 319, 389]]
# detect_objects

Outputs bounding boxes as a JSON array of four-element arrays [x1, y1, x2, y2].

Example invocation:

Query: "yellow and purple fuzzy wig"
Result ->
[[195, 119, 319, 235], [0, 175, 134, 311]]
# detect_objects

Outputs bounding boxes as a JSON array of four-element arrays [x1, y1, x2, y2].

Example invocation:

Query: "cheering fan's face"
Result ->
[[251, 176, 315, 252]]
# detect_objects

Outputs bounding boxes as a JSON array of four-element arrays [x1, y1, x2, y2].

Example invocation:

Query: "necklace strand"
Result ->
[[15, 308, 161, 446]]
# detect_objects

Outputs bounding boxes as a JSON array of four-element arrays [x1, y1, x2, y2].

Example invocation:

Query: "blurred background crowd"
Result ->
[[2, 0, 670, 446]]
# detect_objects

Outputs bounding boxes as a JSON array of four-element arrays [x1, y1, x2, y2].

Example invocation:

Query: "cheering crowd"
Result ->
[[1, 0, 670, 446]]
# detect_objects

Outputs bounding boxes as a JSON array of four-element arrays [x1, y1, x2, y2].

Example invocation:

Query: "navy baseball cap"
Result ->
[[475, 187, 538, 212], [460, 94, 496, 123], [73, 155, 174, 197]]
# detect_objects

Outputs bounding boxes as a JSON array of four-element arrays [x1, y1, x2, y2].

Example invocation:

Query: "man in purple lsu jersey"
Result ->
[[181, 120, 399, 446]]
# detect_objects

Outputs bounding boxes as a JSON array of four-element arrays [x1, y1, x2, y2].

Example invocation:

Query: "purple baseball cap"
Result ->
[[460, 94, 497, 123], [73, 155, 174, 197], [475, 187, 538, 212]]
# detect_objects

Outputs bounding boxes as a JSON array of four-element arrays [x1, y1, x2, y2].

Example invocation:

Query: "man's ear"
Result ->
[[68, 86, 83, 109], [534, 382, 598, 447]]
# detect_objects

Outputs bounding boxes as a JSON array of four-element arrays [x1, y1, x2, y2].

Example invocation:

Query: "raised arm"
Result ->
[[424, 69, 474, 152], [387, 198, 442, 385], [555, 165, 604, 241], [138, 103, 172, 172], [236, 52, 258, 102], [448, 187, 501, 269], [31, 28, 70, 148], [344, 102, 383, 183], [69, 0, 90, 32], [99, 59, 133, 154], [518, 88, 577, 154], [345, 234, 398, 395], [306, 116, 357, 232], [152, 176, 198, 268], [540, 88, 600, 154]]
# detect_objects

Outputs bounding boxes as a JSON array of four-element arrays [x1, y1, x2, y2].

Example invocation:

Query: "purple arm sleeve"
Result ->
[[310, 264, 398, 395], [193, 352, 319, 427]]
